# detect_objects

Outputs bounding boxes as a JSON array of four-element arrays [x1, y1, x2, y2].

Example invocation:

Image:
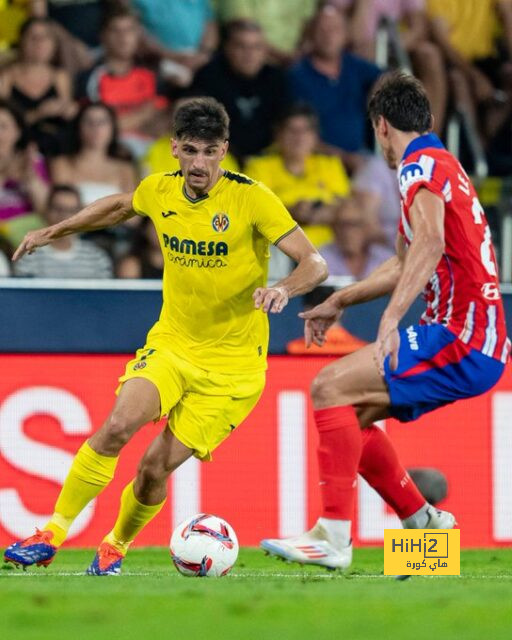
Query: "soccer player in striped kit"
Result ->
[[262, 72, 510, 569]]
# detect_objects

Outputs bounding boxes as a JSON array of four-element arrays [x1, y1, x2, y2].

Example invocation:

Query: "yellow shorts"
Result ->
[[117, 338, 265, 461]]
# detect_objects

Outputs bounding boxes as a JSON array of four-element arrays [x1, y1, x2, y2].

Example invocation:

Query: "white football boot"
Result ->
[[395, 505, 457, 581], [425, 506, 457, 529], [260, 520, 352, 570], [402, 504, 457, 530]]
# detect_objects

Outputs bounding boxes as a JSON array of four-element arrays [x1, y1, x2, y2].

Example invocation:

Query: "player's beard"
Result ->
[[382, 144, 398, 170]]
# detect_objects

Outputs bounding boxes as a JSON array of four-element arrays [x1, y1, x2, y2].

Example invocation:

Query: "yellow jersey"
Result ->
[[245, 153, 350, 248], [427, 0, 503, 60], [132, 170, 297, 373]]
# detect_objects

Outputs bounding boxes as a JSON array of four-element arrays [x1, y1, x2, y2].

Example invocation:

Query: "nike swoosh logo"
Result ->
[[162, 211, 178, 218]]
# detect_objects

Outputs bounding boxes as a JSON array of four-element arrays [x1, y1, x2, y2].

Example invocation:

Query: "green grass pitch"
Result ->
[[2, 548, 512, 640]]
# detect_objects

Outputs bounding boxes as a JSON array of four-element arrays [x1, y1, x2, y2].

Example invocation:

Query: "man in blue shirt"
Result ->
[[288, 5, 381, 155]]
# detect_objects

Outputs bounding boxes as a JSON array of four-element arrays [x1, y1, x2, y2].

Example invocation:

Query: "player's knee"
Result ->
[[311, 368, 338, 408], [103, 413, 136, 450]]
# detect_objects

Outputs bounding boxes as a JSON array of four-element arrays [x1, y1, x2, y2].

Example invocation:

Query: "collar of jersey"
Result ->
[[402, 132, 444, 162], [181, 172, 226, 204]]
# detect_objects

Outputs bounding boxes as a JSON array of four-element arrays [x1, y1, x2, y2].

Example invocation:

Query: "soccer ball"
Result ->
[[170, 513, 239, 577]]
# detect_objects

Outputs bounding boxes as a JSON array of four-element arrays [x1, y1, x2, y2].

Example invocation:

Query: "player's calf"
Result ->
[[4, 529, 58, 570]]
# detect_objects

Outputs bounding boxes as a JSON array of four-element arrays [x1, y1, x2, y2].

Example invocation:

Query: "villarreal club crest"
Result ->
[[212, 213, 230, 233]]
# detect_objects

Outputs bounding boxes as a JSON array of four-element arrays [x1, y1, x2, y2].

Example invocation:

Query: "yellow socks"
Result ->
[[104, 481, 166, 555], [44, 441, 119, 546]]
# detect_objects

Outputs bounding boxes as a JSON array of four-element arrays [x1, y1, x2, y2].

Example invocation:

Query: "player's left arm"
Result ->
[[253, 227, 328, 313], [375, 188, 445, 374]]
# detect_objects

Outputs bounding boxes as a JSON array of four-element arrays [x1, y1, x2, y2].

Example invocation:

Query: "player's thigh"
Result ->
[[169, 373, 265, 462], [111, 377, 161, 424], [118, 343, 186, 420], [312, 343, 390, 411], [90, 378, 162, 453]]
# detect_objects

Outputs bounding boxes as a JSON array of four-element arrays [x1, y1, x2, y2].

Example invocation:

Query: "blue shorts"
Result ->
[[384, 324, 505, 422]]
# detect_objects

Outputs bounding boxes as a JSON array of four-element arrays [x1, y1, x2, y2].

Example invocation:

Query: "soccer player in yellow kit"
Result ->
[[5, 98, 328, 575]]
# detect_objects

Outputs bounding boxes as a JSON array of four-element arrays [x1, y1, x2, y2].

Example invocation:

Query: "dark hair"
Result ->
[[100, 6, 139, 32], [276, 103, 319, 132], [222, 18, 263, 44], [18, 17, 59, 65], [0, 99, 29, 149], [48, 184, 82, 206], [173, 97, 230, 142], [19, 16, 55, 40], [368, 71, 432, 133], [70, 101, 131, 160]]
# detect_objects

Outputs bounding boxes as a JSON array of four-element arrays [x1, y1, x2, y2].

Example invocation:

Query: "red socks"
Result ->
[[358, 424, 425, 519], [314, 406, 362, 520], [315, 407, 426, 522]]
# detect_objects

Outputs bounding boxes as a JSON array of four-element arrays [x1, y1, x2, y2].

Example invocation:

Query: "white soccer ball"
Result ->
[[170, 513, 239, 577]]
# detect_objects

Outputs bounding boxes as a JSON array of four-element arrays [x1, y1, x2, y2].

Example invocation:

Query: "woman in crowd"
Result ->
[[117, 217, 163, 279], [0, 17, 77, 156], [50, 101, 138, 206], [0, 100, 49, 245]]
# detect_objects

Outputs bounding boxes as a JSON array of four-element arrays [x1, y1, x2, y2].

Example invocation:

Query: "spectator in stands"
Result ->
[[14, 184, 114, 278], [50, 102, 137, 207], [428, 0, 512, 143], [0, 0, 30, 55], [188, 19, 290, 161], [245, 103, 350, 249], [76, 7, 169, 158], [29, 0, 97, 75], [0, 100, 49, 245], [117, 217, 163, 279], [132, 0, 218, 84], [341, 0, 447, 136], [351, 154, 400, 250], [215, 0, 317, 64], [320, 199, 393, 278], [288, 4, 381, 165], [0, 17, 77, 156], [37, 0, 104, 50]]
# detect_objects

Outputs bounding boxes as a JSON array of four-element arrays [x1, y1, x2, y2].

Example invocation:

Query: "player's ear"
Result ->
[[219, 140, 228, 160], [171, 138, 179, 158], [377, 116, 391, 139]]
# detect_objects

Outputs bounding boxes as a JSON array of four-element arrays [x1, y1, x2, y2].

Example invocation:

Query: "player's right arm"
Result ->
[[12, 192, 136, 261], [299, 243, 404, 347]]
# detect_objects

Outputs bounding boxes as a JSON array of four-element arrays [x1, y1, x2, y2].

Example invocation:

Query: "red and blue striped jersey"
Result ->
[[397, 133, 510, 362]]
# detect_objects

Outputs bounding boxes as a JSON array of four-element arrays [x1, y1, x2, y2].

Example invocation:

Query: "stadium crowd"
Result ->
[[1, 0, 512, 280]]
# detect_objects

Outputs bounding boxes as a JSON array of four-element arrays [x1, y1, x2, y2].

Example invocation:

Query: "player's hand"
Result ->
[[253, 286, 289, 313], [298, 299, 343, 348], [12, 228, 53, 261], [375, 315, 400, 375]]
